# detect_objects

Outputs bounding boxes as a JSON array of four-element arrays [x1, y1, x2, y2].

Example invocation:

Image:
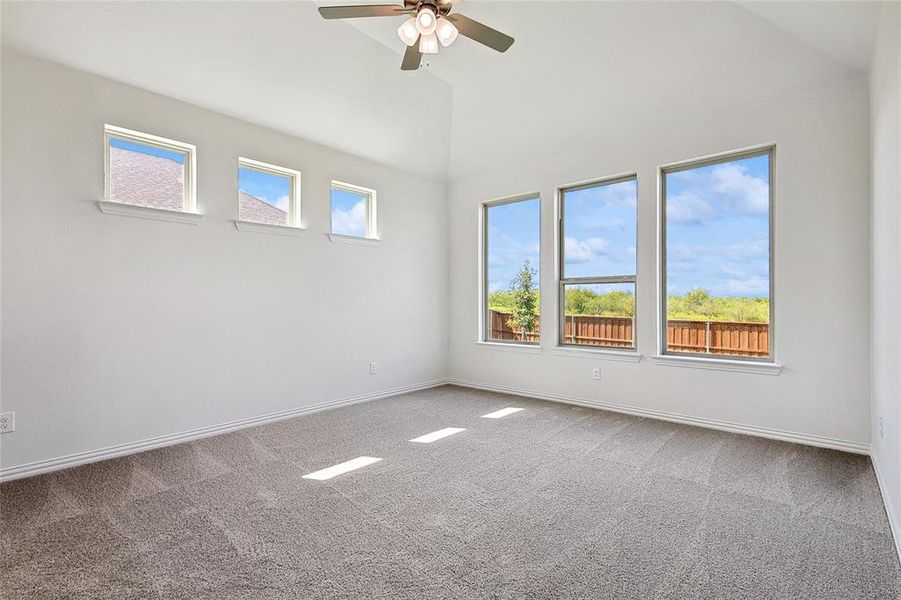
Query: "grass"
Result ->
[[488, 288, 769, 323]]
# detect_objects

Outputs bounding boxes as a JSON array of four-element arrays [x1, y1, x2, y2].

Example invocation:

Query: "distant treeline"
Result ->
[[488, 288, 769, 323]]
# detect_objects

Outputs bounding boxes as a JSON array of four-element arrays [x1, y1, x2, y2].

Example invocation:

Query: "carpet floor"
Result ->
[[2, 385, 899, 599]]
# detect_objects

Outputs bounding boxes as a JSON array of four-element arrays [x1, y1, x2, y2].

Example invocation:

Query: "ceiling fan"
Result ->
[[318, 1, 514, 71]]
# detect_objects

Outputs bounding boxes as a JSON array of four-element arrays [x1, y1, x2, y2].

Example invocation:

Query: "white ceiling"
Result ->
[[344, 1, 875, 178], [1, 1, 880, 181], [738, 1, 882, 72]]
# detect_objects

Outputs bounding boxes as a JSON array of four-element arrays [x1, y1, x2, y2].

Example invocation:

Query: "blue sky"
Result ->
[[563, 179, 637, 279], [486, 198, 541, 293], [331, 187, 367, 237], [239, 167, 290, 211], [110, 138, 185, 163], [666, 154, 770, 298], [486, 154, 770, 299]]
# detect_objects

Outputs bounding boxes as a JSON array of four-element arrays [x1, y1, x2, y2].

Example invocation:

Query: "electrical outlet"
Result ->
[[0, 412, 14, 434], [369, 361, 378, 375], [591, 368, 600, 381], [880, 416, 885, 440]]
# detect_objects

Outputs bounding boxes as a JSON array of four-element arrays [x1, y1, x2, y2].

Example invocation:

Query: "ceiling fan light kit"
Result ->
[[397, 17, 419, 46], [419, 32, 439, 54], [416, 6, 437, 35], [435, 17, 458, 46], [319, 0, 514, 70]]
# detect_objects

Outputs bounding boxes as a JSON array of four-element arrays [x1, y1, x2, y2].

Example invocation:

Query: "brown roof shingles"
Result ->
[[238, 191, 287, 226], [109, 147, 288, 225], [109, 146, 185, 211]]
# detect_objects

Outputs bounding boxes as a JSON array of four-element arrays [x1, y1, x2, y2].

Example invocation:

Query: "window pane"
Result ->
[[562, 178, 637, 278], [239, 166, 290, 226], [331, 187, 368, 237], [562, 283, 635, 348], [485, 197, 540, 343], [665, 152, 771, 358], [108, 137, 186, 211]]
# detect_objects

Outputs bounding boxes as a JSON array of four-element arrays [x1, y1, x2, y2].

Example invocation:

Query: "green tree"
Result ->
[[508, 259, 539, 337]]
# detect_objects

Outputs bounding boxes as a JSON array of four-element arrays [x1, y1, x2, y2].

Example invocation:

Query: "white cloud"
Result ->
[[711, 164, 768, 215], [597, 180, 637, 209], [667, 192, 715, 224], [667, 161, 768, 224], [332, 200, 365, 236], [723, 276, 769, 296], [565, 236, 610, 263], [726, 238, 768, 262]]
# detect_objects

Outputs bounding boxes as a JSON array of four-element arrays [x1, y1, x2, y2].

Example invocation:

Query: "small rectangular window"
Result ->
[[661, 147, 773, 361], [482, 194, 541, 344], [104, 125, 195, 212], [238, 158, 301, 227], [331, 181, 377, 239], [558, 176, 637, 349]]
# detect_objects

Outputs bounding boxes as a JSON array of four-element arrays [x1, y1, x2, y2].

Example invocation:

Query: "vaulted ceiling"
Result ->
[[1, 1, 882, 181]]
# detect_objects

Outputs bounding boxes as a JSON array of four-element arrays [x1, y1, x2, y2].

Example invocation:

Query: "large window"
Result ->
[[330, 181, 377, 239], [661, 147, 773, 360], [238, 158, 301, 227], [482, 194, 541, 344], [558, 176, 638, 349], [104, 125, 195, 212]]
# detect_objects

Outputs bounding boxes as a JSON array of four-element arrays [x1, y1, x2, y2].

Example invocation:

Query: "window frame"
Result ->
[[330, 180, 378, 239], [557, 174, 639, 351], [658, 145, 776, 363], [479, 192, 542, 347], [104, 124, 197, 213], [237, 157, 302, 228]]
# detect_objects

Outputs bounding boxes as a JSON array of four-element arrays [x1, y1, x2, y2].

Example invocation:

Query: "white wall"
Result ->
[[0, 50, 448, 473], [870, 1, 901, 549], [448, 74, 872, 450]]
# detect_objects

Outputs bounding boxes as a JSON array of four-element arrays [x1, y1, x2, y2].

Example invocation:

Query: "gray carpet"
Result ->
[[2, 385, 899, 599]]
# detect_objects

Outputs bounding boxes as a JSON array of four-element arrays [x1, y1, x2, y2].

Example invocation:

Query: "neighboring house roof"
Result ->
[[109, 147, 288, 224], [109, 146, 184, 211], [238, 190, 287, 225]]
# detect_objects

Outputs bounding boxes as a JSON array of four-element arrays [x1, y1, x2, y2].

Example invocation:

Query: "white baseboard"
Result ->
[[0, 379, 448, 482], [871, 452, 901, 564], [447, 378, 871, 455]]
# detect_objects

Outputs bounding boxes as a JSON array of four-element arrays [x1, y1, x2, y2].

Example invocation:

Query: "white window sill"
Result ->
[[550, 346, 642, 363], [475, 341, 542, 354], [652, 354, 783, 375], [328, 233, 380, 247], [234, 220, 305, 236], [97, 201, 202, 225]]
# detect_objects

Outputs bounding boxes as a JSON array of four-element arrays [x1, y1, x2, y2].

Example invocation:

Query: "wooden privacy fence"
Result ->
[[666, 319, 769, 357], [489, 310, 541, 343], [488, 311, 769, 357]]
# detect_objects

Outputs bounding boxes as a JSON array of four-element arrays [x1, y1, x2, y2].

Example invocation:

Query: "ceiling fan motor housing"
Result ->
[[406, 1, 451, 16]]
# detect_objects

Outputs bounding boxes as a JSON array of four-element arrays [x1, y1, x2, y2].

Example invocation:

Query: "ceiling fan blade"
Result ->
[[318, 4, 410, 19], [446, 13, 514, 52], [401, 42, 422, 70]]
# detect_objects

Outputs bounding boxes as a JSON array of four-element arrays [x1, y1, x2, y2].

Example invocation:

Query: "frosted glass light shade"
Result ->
[[415, 7, 437, 35], [435, 17, 458, 47], [397, 17, 419, 46], [419, 32, 439, 54]]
